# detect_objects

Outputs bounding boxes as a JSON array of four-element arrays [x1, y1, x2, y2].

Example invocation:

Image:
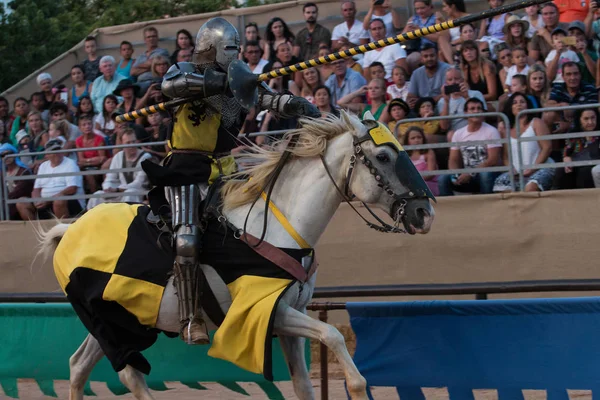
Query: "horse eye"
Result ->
[[376, 153, 390, 163]]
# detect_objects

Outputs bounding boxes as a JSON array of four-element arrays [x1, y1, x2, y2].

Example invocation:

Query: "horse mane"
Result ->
[[221, 111, 361, 211]]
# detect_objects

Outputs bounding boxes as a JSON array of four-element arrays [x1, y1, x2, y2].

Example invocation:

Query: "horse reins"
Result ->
[[319, 138, 408, 234], [242, 133, 300, 247]]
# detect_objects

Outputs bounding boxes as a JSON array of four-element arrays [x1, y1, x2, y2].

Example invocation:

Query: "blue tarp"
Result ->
[[348, 297, 600, 400]]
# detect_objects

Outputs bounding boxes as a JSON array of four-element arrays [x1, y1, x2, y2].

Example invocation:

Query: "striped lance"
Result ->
[[115, 0, 550, 123]]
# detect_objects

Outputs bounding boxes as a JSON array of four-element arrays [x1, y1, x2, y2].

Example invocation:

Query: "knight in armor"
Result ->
[[141, 17, 320, 345]]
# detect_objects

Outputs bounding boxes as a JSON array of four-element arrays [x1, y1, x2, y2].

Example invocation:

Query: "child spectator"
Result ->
[[30, 92, 49, 123], [9, 98, 30, 146], [75, 95, 95, 125], [93, 95, 117, 137], [76, 115, 108, 193], [402, 126, 439, 196], [116, 41, 135, 80], [522, 4, 544, 39], [82, 36, 102, 82], [14, 130, 34, 169], [387, 66, 410, 101], [545, 27, 579, 83], [367, 61, 388, 82], [504, 46, 529, 90], [387, 98, 410, 139], [414, 97, 441, 136]]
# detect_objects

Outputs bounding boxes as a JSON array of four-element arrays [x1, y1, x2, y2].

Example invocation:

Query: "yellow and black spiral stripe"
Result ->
[[257, 21, 455, 82], [115, 103, 170, 123], [114, 0, 551, 123], [257, 0, 551, 81]]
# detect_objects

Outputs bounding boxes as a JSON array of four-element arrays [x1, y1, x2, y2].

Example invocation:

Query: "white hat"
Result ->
[[36, 72, 52, 86], [15, 129, 30, 144]]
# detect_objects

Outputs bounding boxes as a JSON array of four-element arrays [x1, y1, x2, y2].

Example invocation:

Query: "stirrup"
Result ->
[[180, 317, 210, 345]]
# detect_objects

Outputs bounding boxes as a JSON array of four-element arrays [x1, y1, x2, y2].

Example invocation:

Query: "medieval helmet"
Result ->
[[194, 17, 241, 71]]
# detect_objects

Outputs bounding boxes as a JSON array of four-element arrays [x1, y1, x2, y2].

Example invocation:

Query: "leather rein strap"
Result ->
[[319, 139, 407, 234]]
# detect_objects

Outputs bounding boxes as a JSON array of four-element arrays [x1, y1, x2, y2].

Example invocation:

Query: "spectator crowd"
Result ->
[[3, 0, 600, 219]]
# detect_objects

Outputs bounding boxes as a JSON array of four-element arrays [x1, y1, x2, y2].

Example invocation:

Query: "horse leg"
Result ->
[[279, 335, 314, 400], [69, 334, 104, 400], [273, 304, 367, 400], [118, 365, 155, 400]]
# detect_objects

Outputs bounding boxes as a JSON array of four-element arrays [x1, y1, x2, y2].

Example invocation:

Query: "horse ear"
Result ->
[[362, 110, 375, 121], [340, 109, 354, 127]]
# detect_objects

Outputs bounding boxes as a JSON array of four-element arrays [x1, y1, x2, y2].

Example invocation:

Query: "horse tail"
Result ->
[[33, 220, 71, 265]]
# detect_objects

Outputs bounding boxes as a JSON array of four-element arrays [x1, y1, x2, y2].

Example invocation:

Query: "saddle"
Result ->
[[146, 176, 317, 284], [145, 176, 232, 234]]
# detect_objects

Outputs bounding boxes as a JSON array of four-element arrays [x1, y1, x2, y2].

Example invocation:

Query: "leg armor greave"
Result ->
[[166, 185, 207, 343]]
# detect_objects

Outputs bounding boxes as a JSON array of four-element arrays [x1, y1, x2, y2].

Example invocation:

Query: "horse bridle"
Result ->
[[319, 135, 416, 235], [243, 126, 421, 245]]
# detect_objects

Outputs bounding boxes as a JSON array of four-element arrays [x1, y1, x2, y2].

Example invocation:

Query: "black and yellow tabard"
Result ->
[[142, 100, 244, 187], [54, 202, 312, 380]]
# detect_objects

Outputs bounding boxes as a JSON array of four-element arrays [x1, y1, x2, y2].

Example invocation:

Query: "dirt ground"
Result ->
[[10, 380, 595, 400], [6, 326, 595, 399]]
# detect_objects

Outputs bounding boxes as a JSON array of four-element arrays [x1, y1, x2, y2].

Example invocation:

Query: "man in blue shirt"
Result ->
[[406, 43, 451, 108], [325, 59, 367, 104], [130, 26, 170, 81], [545, 61, 598, 134]]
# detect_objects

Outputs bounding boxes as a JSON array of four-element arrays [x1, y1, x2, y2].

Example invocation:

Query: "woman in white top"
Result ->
[[362, 0, 401, 39], [442, 0, 469, 44], [493, 92, 554, 192]]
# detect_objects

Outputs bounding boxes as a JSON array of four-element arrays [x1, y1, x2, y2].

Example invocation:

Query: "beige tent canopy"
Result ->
[[1, 0, 494, 105]]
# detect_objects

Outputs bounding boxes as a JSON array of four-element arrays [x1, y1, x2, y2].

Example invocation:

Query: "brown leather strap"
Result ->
[[240, 232, 316, 283]]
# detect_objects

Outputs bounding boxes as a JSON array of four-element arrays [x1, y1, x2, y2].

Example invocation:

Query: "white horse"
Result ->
[[37, 112, 435, 400]]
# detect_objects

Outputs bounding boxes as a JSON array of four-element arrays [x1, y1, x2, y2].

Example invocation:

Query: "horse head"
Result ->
[[341, 110, 435, 235]]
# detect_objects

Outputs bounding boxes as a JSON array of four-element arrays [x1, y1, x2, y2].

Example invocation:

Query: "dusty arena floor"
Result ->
[[7, 328, 594, 399], [12, 380, 594, 399]]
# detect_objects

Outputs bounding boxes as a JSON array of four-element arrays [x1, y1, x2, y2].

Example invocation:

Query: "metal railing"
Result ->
[[0, 129, 288, 221], [5, 107, 600, 220], [515, 103, 600, 190], [3, 279, 600, 400], [0, 140, 168, 220], [394, 112, 515, 189]]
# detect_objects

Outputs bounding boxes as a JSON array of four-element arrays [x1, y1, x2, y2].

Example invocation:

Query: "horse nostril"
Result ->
[[416, 207, 430, 219]]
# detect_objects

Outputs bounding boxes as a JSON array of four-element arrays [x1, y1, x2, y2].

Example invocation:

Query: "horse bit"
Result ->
[[320, 137, 411, 235]]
